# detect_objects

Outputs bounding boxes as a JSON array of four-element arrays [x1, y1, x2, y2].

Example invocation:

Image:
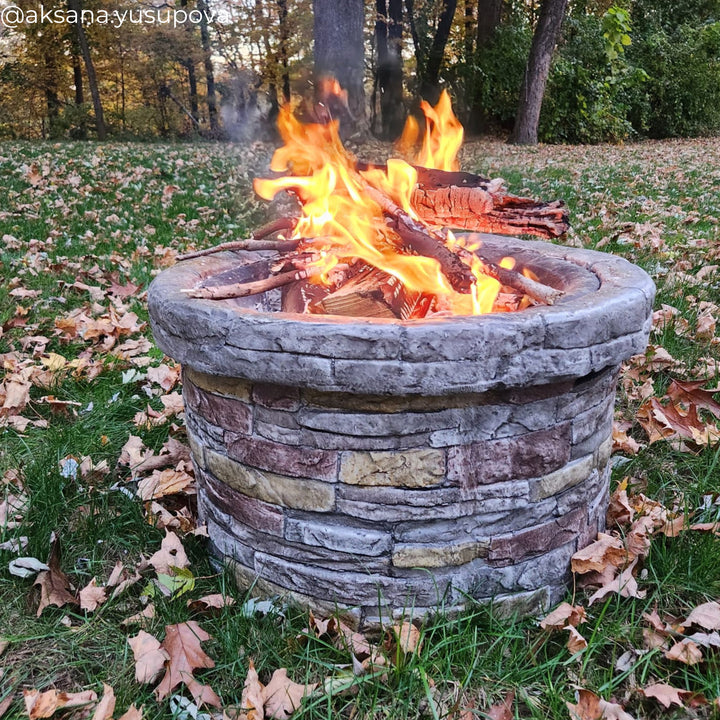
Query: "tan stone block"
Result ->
[[186, 430, 206, 470], [595, 434, 613, 468], [536, 454, 595, 500], [184, 367, 252, 401], [206, 449, 335, 512], [339, 449, 445, 488], [392, 541, 489, 568]]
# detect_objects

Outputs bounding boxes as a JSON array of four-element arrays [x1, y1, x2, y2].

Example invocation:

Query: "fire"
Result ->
[[253, 90, 503, 316]]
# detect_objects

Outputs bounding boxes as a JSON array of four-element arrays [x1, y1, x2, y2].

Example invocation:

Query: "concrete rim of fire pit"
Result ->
[[149, 234, 655, 395]]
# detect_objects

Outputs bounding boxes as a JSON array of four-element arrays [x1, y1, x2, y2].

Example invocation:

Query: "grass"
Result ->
[[1, 137, 720, 719]]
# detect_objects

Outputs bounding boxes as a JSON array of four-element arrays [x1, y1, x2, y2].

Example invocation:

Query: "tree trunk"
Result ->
[[277, 0, 291, 103], [510, 0, 567, 145], [68, 0, 106, 139], [198, 0, 219, 134], [180, 0, 200, 124], [374, 0, 405, 139], [469, 0, 502, 132], [313, 0, 366, 136], [420, 0, 457, 104]]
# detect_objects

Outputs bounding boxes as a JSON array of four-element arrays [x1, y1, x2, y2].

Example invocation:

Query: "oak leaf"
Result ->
[[154, 622, 221, 708]]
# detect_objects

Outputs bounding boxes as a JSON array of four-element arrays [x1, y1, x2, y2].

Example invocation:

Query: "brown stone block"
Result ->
[[183, 380, 252, 435], [199, 468, 284, 536], [252, 383, 301, 411], [226, 433, 338, 482], [392, 541, 490, 568], [447, 423, 571, 489], [488, 506, 586, 565]]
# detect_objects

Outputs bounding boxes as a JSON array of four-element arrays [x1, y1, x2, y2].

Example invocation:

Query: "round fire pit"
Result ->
[[148, 234, 654, 625]]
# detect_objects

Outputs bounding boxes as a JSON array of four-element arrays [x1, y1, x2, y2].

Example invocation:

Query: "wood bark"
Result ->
[[68, 0, 106, 139], [510, 0, 568, 145], [421, 0, 458, 103], [374, 0, 405, 140], [198, 0, 219, 134], [313, 0, 367, 136], [277, 0, 292, 103]]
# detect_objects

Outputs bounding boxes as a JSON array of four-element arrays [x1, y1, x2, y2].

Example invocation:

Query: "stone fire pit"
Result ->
[[148, 234, 654, 625]]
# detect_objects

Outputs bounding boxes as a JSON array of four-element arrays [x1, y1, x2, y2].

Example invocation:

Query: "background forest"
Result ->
[[2, 0, 720, 145]]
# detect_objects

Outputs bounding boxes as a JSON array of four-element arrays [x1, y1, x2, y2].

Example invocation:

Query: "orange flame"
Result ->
[[253, 91, 501, 315]]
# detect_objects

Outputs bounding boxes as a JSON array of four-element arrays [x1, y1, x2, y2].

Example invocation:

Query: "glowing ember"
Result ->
[[253, 90, 510, 316]]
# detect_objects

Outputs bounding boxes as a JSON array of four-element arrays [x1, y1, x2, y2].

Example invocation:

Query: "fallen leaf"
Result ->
[[389, 622, 422, 656], [8, 557, 49, 578], [128, 630, 169, 684], [34, 535, 78, 616], [567, 689, 634, 720], [116, 705, 143, 720], [571, 534, 628, 575], [137, 468, 195, 501], [641, 683, 685, 709], [684, 601, 720, 630], [148, 531, 189, 576], [588, 559, 646, 605], [155, 622, 221, 708], [91, 684, 115, 720], [566, 626, 588, 654], [539, 602, 587, 630], [187, 594, 236, 613], [79, 578, 107, 612], [486, 689, 515, 720], [263, 668, 316, 720], [121, 604, 156, 627], [23, 689, 98, 719], [664, 639, 703, 665], [240, 659, 264, 720]]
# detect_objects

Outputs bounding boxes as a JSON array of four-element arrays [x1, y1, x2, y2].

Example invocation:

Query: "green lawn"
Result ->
[[1, 138, 720, 719]]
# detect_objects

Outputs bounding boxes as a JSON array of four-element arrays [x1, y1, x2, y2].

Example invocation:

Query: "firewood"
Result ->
[[317, 266, 433, 319], [183, 266, 323, 300], [177, 237, 301, 262], [472, 257, 564, 306], [357, 178, 476, 294]]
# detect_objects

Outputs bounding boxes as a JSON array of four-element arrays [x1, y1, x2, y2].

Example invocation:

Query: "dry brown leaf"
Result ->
[[137, 468, 195, 501], [571, 533, 628, 575], [684, 601, 720, 630], [128, 630, 169, 684], [240, 659, 265, 720], [148, 531, 190, 576], [146, 364, 181, 392], [34, 535, 77, 617], [0, 690, 15, 720], [91, 684, 115, 720], [263, 668, 316, 720], [588, 559, 646, 605], [116, 704, 143, 720], [486, 690, 515, 720], [79, 578, 107, 613], [611, 423, 643, 457], [23, 689, 98, 719], [187, 594, 236, 613], [566, 689, 634, 720], [539, 602, 586, 630], [641, 683, 685, 709], [664, 639, 703, 665], [390, 622, 422, 655], [606, 481, 634, 527], [121, 604, 156, 627], [566, 626, 588, 654], [155, 622, 221, 708]]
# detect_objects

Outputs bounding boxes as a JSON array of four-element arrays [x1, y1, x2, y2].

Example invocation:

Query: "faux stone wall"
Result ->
[[185, 364, 616, 626]]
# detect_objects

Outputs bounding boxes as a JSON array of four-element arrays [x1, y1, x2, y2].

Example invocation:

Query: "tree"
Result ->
[[67, 0, 106, 139], [469, 0, 503, 131], [510, 0, 569, 144], [373, 0, 405, 139], [313, 0, 366, 135]]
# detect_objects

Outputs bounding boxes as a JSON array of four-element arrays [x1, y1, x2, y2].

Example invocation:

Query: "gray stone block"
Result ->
[[284, 515, 392, 557]]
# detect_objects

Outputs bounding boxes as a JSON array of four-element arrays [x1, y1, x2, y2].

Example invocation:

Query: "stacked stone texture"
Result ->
[[149, 234, 656, 627]]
